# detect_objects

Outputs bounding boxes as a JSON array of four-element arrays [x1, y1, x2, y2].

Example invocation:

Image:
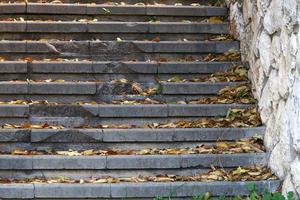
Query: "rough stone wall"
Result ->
[[227, 0, 300, 195]]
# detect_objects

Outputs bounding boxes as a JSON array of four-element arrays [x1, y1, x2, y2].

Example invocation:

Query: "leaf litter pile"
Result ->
[[0, 166, 277, 184], [8, 137, 264, 156]]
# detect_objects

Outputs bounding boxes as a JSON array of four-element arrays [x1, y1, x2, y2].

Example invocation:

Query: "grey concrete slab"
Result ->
[[0, 155, 32, 169], [27, 21, 88, 33], [28, 82, 97, 94], [168, 104, 250, 117], [173, 127, 265, 141], [161, 82, 240, 94], [0, 62, 27, 73], [0, 3, 26, 14], [107, 155, 181, 169], [103, 128, 172, 142], [0, 104, 28, 117], [27, 3, 87, 14], [0, 22, 26, 32], [31, 61, 93, 73], [158, 62, 237, 74], [132, 41, 237, 53], [0, 41, 26, 53], [0, 184, 34, 199], [30, 129, 103, 143], [180, 153, 269, 168], [0, 82, 28, 94], [0, 129, 30, 142], [32, 156, 106, 169], [149, 22, 229, 34], [98, 104, 168, 117], [146, 6, 227, 16], [34, 183, 111, 198]]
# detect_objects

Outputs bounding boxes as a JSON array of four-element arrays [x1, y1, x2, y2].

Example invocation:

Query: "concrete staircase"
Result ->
[[0, 1, 280, 199]]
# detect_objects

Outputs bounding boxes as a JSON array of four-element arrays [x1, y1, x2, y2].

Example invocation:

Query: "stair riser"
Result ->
[[0, 128, 265, 143], [0, 104, 250, 117], [0, 61, 239, 74], [0, 61, 238, 81], [0, 4, 227, 16], [0, 22, 229, 34], [0, 181, 281, 199], [0, 82, 240, 95], [0, 154, 269, 170], [0, 41, 238, 61], [0, 33, 225, 41]]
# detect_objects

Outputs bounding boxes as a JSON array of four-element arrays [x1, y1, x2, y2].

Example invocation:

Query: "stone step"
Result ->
[[0, 81, 242, 95], [0, 61, 238, 74], [0, 180, 281, 199], [0, 153, 268, 170], [0, 127, 265, 143], [30, 104, 250, 117], [1, 3, 227, 17], [0, 61, 240, 82], [0, 22, 229, 34], [0, 40, 238, 54], [0, 33, 231, 41], [161, 82, 242, 94], [0, 104, 250, 118]]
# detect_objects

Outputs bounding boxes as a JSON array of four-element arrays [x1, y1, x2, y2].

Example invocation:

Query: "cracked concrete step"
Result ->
[[161, 82, 243, 94], [0, 41, 238, 55], [1, 3, 227, 16], [0, 180, 281, 199], [29, 104, 251, 117], [0, 127, 265, 143], [0, 22, 229, 34], [0, 153, 269, 170]]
